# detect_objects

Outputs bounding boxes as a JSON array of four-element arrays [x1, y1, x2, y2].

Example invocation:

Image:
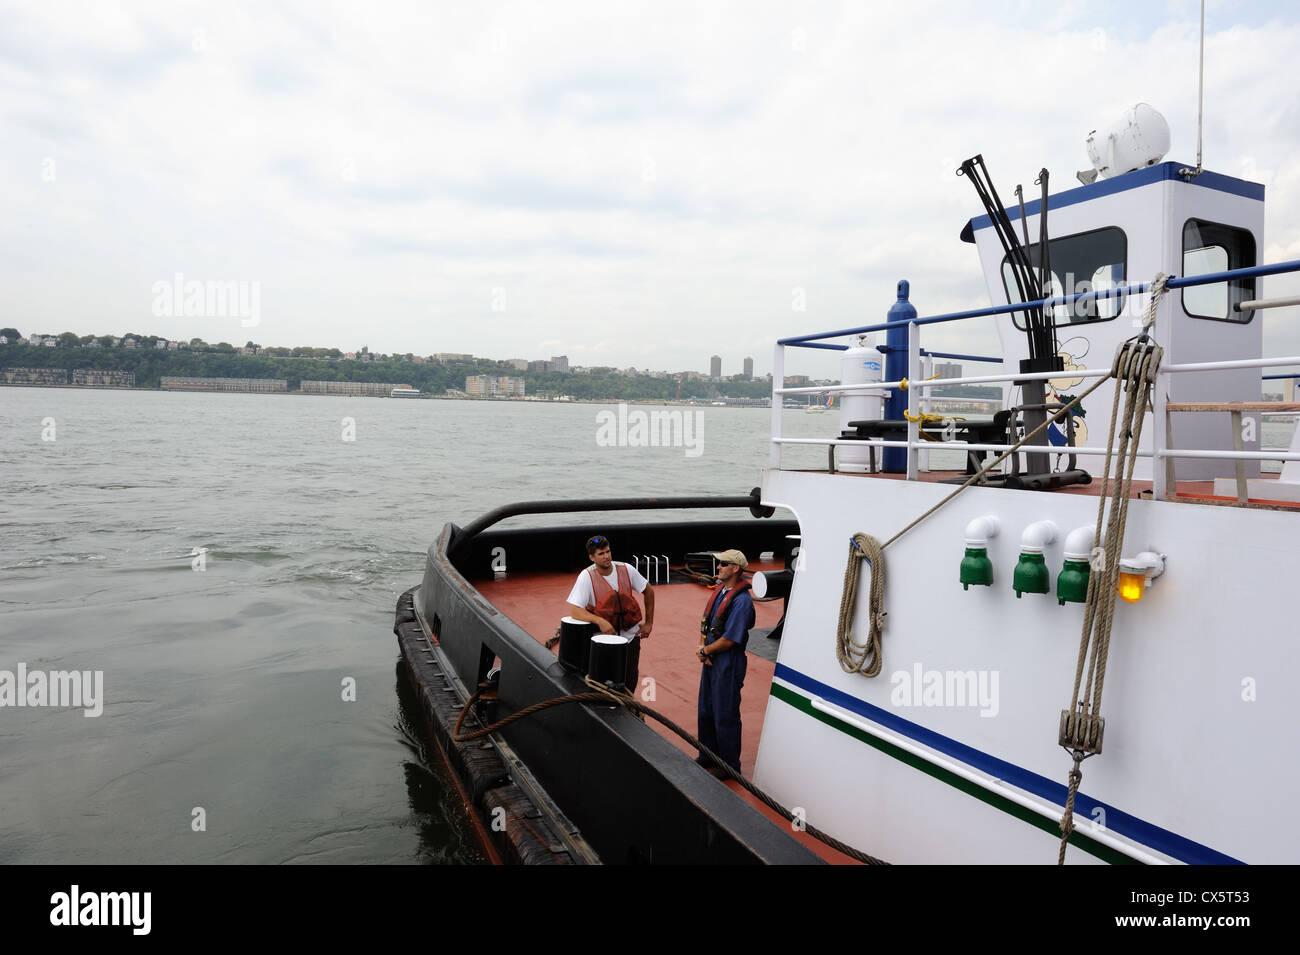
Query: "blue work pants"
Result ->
[[698, 649, 747, 772]]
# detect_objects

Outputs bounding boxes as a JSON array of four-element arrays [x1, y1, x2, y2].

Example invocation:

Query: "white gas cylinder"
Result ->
[[837, 334, 885, 473]]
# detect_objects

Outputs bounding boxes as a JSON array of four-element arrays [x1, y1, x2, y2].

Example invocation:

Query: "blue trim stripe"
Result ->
[[772, 662, 1244, 865], [965, 161, 1266, 237]]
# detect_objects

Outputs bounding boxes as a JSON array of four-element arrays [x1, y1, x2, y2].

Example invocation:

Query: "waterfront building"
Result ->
[[299, 380, 395, 397], [162, 377, 288, 393], [2, 367, 68, 385], [72, 369, 135, 387]]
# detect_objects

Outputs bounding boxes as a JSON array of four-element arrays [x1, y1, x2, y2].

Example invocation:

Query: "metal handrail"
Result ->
[[773, 436, 1300, 463], [776, 367, 1111, 396], [452, 492, 773, 550], [776, 355, 1300, 397], [769, 258, 1300, 481], [777, 258, 1300, 347]]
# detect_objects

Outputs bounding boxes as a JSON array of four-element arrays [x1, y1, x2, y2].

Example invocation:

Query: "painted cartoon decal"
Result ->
[[1047, 336, 1089, 447]]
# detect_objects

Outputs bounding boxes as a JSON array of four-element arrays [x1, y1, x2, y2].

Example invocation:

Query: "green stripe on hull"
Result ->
[[769, 682, 1137, 865]]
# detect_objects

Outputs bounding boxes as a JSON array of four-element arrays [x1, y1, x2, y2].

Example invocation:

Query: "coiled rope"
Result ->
[[452, 677, 888, 865], [836, 533, 886, 676]]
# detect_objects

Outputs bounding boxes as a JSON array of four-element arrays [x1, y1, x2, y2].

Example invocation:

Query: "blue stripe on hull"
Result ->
[[772, 663, 1244, 865]]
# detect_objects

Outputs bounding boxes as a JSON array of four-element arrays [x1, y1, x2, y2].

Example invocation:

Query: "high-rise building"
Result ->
[[934, 362, 963, 379], [710, 355, 721, 380], [551, 355, 569, 373], [743, 357, 754, 379]]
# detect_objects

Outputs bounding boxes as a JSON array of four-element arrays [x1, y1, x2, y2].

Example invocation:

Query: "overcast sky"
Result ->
[[4, 0, 1299, 379]]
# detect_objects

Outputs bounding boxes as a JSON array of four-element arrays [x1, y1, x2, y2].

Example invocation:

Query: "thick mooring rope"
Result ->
[[1056, 332, 1162, 865], [452, 678, 888, 865]]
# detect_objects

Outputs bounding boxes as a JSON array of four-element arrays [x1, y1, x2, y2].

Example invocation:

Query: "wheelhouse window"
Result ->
[[1182, 219, 1256, 322], [1001, 227, 1127, 330]]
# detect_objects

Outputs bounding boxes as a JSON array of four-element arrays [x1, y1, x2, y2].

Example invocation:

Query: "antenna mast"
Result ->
[[1179, 0, 1206, 178]]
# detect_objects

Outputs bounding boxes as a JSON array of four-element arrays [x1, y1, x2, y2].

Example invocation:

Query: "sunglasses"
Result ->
[[587, 536, 609, 549]]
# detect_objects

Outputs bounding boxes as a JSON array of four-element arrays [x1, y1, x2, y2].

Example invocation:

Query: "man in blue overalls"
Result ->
[[697, 549, 756, 776]]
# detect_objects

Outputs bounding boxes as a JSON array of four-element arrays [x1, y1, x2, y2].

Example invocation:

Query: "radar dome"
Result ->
[[1081, 104, 1171, 182]]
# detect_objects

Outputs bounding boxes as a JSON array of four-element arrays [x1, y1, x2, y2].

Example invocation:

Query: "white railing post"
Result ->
[[920, 354, 933, 472], [1152, 366, 1170, 500], [771, 343, 785, 469], [907, 322, 921, 481], [1150, 286, 1176, 500]]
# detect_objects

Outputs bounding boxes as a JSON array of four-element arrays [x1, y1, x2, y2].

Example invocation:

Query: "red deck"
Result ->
[[478, 562, 863, 863]]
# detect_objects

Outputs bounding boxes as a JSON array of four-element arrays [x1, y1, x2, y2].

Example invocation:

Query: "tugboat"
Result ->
[[395, 106, 1300, 864]]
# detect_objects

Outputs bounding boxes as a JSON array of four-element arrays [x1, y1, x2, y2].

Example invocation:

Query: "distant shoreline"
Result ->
[[0, 382, 770, 406], [0, 342, 781, 404]]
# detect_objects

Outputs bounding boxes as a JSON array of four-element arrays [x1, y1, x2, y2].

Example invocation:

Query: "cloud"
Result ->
[[1, 0, 1298, 379]]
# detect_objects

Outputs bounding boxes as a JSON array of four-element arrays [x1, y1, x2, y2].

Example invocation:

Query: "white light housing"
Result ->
[[1119, 550, 1166, 581], [1117, 550, 1166, 603]]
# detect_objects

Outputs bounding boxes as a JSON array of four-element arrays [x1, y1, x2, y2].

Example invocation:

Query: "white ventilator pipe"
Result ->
[[1063, 526, 1094, 561], [1019, 520, 1059, 553], [964, 515, 1001, 547]]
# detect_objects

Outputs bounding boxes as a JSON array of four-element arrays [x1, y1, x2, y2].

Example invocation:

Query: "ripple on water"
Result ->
[[3, 553, 108, 569]]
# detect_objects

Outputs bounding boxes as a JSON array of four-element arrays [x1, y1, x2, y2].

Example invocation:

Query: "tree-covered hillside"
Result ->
[[0, 343, 776, 401]]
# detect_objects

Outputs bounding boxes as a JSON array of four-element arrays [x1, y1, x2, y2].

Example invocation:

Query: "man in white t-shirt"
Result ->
[[565, 534, 655, 692], [565, 534, 655, 639]]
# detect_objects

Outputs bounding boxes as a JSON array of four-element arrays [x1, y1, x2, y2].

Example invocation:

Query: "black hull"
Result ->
[[394, 514, 822, 864]]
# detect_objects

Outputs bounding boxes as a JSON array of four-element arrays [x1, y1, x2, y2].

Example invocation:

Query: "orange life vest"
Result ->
[[586, 564, 643, 632], [700, 581, 752, 638]]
